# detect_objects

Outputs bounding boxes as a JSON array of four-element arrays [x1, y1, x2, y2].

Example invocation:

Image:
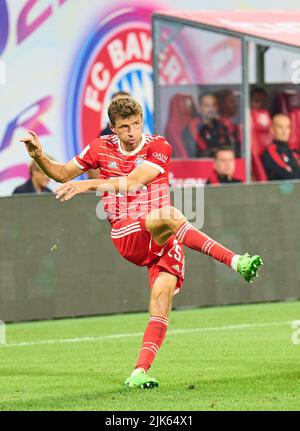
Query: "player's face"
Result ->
[[111, 115, 143, 150], [214, 150, 235, 177]]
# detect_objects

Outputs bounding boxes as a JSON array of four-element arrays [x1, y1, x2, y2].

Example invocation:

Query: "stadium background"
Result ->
[[0, 1, 299, 318], [1, 0, 300, 194]]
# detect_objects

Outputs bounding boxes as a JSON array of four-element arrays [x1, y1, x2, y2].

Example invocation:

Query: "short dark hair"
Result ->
[[251, 86, 267, 99], [215, 88, 234, 103], [213, 145, 235, 159], [108, 96, 143, 126]]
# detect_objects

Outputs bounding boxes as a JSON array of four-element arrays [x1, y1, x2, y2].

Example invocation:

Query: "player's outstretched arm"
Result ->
[[54, 163, 160, 202], [20, 130, 82, 183]]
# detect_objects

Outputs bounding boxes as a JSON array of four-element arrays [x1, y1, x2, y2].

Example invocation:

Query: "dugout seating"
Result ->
[[275, 91, 300, 151], [250, 109, 272, 181], [165, 94, 197, 158]]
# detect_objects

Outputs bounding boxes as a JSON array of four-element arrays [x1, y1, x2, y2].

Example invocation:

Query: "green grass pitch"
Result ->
[[0, 300, 300, 411]]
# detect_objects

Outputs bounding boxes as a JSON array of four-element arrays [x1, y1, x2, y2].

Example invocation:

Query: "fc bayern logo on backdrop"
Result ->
[[66, 6, 156, 159]]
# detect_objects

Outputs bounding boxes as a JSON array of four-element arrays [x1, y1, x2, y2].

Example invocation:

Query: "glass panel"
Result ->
[[248, 42, 257, 84], [250, 43, 300, 181], [154, 18, 245, 186]]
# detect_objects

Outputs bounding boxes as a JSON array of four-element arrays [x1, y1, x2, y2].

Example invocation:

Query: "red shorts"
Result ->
[[110, 218, 185, 293]]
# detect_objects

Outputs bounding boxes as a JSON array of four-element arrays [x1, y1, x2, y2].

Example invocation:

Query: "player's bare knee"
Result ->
[[161, 206, 186, 233], [146, 208, 171, 233], [146, 207, 186, 246]]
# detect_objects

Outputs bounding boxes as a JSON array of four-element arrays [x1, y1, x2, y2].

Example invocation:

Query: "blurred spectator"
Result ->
[[182, 92, 239, 158], [251, 86, 268, 111], [164, 94, 198, 158], [13, 160, 52, 194], [99, 91, 130, 136], [215, 89, 241, 157], [262, 114, 300, 180], [273, 90, 300, 152], [206, 146, 242, 185]]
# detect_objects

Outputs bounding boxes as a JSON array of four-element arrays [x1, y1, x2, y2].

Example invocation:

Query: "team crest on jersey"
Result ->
[[135, 157, 145, 166]]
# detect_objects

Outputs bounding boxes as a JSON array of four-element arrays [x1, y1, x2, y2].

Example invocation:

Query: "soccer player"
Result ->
[[20, 97, 263, 389]]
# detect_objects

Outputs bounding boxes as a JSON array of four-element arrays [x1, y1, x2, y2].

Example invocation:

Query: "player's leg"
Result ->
[[124, 272, 177, 389], [145, 206, 263, 282]]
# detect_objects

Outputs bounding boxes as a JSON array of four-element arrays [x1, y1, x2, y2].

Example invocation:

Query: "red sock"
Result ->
[[176, 221, 235, 268], [136, 316, 168, 371]]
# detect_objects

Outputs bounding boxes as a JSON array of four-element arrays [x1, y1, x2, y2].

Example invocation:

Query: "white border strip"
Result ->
[[0, 321, 291, 349], [72, 157, 85, 170]]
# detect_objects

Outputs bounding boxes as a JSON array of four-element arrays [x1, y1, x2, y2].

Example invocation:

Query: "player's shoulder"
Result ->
[[145, 134, 172, 149], [90, 134, 118, 150]]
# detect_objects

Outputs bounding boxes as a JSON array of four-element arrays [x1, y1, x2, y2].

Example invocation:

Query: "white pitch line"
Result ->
[[0, 320, 292, 349]]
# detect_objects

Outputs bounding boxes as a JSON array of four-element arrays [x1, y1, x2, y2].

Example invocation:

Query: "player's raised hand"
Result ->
[[20, 130, 43, 159], [54, 181, 92, 202]]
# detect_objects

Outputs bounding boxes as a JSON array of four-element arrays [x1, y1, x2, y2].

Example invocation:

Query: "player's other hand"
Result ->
[[54, 181, 91, 202], [20, 130, 43, 159]]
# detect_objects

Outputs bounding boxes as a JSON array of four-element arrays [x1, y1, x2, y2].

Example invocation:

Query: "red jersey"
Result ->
[[73, 134, 172, 225]]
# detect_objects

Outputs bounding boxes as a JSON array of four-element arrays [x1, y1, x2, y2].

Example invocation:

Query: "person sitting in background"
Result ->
[[206, 146, 242, 185], [182, 93, 237, 158], [215, 89, 241, 157], [99, 91, 131, 136], [262, 114, 300, 180], [13, 160, 52, 194]]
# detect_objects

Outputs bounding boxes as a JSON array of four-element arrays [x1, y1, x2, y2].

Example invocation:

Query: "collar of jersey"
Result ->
[[117, 134, 146, 156]]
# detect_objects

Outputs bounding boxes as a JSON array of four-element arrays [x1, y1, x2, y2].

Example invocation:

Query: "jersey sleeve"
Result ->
[[143, 138, 172, 174], [72, 139, 100, 172]]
